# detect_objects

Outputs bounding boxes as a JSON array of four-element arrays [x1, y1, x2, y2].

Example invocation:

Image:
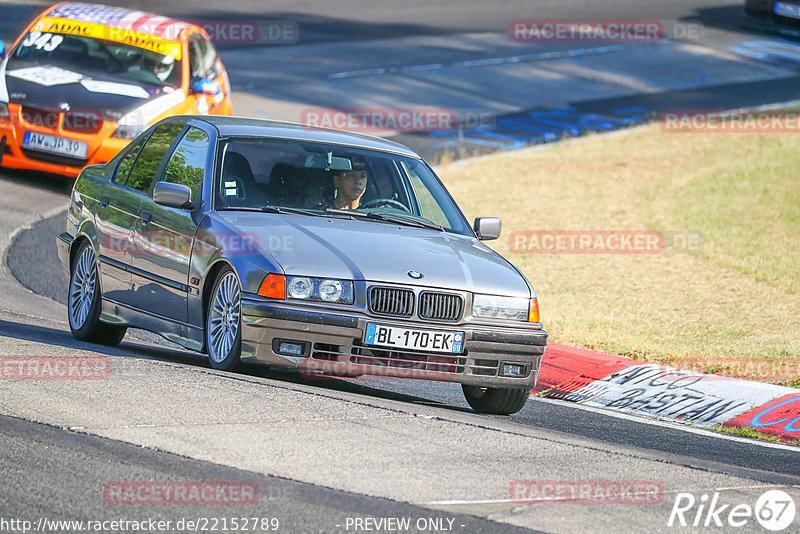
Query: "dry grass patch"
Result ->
[[439, 125, 800, 383]]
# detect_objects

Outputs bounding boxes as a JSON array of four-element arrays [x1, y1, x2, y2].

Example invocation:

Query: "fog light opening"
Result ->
[[500, 362, 527, 377], [272, 339, 309, 357]]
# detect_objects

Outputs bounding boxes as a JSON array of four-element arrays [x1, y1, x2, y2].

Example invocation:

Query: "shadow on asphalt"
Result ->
[[0, 168, 73, 196], [0, 316, 466, 413]]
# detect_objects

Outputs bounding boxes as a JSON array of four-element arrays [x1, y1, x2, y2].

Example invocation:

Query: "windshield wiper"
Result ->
[[325, 208, 443, 231], [324, 208, 371, 219], [369, 212, 443, 231], [259, 206, 325, 216], [221, 206, 325, 217]]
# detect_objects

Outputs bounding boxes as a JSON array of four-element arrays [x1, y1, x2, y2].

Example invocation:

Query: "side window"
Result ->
[[126, 122, 185, 194], [113, 135, 148, 185], [403, 162, 451, 228], [189, 41, 203, 81], [163, 127, 209, 201], [189, 35, 220, 80]]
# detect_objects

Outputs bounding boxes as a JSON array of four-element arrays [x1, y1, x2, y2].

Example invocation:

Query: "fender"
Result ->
[[0, 56, 9, 103]]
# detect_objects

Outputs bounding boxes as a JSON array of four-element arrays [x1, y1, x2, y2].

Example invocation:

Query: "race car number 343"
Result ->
[[364, 324, 464, 354]]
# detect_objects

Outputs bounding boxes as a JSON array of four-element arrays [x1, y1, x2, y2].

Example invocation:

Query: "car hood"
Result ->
[[216, 212, 532, 297], [1, 59, 171, 119]]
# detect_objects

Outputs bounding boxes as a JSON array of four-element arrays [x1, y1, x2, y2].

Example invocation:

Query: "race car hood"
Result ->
[[1, 60, 175, 120], [215, 212, 533, 298]]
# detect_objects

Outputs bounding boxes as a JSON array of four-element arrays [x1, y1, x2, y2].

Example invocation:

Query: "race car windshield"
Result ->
[[214, 138, 473, 237], [10, 31, 180, 88]]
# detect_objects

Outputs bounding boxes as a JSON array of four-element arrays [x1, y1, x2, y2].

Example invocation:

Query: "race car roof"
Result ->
[[44, 2, 193, 40]]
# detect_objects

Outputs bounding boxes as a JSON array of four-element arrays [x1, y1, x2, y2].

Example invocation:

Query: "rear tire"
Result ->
[[68, 241, 127, 345], [462, 384, 530, 415], [206, 268, 242, 371]]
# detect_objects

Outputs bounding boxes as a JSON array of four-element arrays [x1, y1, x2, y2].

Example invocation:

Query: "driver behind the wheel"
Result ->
[[331, 167, 368, 210]]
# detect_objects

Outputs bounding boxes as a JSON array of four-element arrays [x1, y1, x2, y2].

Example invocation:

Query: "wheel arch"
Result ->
[[199, 258, 238, 352]]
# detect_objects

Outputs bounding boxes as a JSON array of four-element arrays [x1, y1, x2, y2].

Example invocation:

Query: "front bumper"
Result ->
[[57, 232, 73, 275], [241, 296, 548, 388], [0, 105, 130, 178]]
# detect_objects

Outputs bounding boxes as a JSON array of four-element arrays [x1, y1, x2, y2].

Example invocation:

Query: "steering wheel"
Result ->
[[360, 198, 410, 212]]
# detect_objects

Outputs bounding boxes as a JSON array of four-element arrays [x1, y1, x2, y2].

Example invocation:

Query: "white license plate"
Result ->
[[775, 1, 800, 19], [23, 131, 88, 159], [364, 324, 464, 354]]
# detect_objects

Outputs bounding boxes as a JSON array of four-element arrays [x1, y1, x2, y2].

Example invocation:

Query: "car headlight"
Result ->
[[111, 124, 146, 139], [0, 103, 10, 123], [472, 294, 536, 322], [258, 274, 354, 304], [287, 277, 314, 299]]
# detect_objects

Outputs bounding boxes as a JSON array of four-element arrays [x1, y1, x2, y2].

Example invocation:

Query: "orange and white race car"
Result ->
[[0, 2, 233, 177]]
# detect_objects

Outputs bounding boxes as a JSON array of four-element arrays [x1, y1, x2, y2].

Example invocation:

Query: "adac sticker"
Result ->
[[34, 17, 182, 59]]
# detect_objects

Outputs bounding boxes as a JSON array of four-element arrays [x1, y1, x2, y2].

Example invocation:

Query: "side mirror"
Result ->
[[0, 40, 5, 58], [474, 217, 501, 240], [190, 79, 221, 95], [154, 182, 193, 209]]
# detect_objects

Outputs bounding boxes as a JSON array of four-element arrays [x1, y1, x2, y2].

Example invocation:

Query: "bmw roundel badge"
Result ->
[[407, 270, 423, 279]]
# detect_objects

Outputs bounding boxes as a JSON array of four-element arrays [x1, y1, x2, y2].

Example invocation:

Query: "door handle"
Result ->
[[140, 211, 152, 226], [100, 196, 110, 208]]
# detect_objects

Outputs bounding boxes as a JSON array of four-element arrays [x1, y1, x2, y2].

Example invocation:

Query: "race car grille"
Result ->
[[351, 342, 466, 374], [369, 287, 414, 317], [21, 149, 87, 168], [21, 107, 59, 129], [63, 112, 103, 134], [419, 292, 463, 321]]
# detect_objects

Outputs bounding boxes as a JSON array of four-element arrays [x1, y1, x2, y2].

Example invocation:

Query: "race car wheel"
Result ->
[[68, 241, 127, 345], [462, 384, 530, 415], [206, 268, 242, 371]]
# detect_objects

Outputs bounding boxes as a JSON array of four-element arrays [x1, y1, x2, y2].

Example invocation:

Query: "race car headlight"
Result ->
[[0, 103, 10, 123], [111, 124, 146, 139], [472, 294, 530, 322], [285, 276, 353, 304]]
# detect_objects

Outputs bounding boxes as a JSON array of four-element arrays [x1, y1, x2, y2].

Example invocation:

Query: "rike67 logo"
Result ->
[[668, 489, 796, 531]]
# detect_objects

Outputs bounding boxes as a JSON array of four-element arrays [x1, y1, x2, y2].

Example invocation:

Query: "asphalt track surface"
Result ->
[[1, 414, 531, 534], [2, 1, 800, 533], [8, 210, 800, 482]]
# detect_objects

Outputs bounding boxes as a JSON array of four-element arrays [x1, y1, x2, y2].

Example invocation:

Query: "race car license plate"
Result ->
[[774, 1, 800, 19], [23, 132, 88, 159], [364, 324, 464, 354]]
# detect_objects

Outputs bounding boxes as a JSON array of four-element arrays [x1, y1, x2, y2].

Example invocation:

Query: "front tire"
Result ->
[[206, 268, 242, 371], [462, 384, 530, 415], [68, 241, 127, 345]]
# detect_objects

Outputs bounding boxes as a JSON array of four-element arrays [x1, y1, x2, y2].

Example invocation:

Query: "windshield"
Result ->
[[214, 138, 473, 236], [10, 31, 181, 88]]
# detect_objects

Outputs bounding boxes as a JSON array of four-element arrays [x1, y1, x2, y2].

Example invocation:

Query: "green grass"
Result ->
[[644, 135, 800, 293], [715, 424, 798, 445], [439, 124, 800, 383]]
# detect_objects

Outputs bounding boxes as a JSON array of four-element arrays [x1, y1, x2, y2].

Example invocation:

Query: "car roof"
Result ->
[[44, 2, 196, 40], [191, 116, 423, 159]]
